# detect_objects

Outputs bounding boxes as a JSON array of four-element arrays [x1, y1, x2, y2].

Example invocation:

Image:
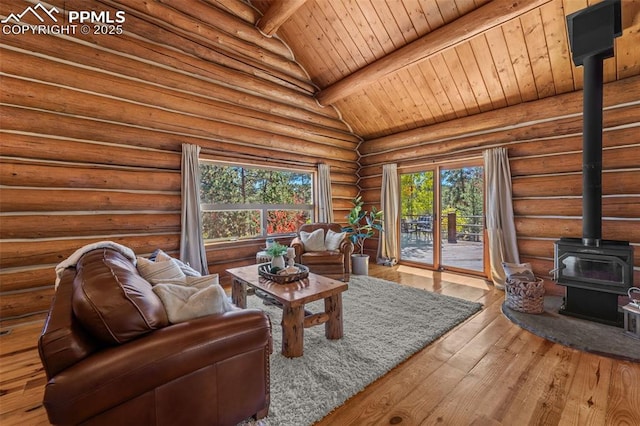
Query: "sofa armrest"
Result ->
[[339, 238, 354, 256], [39, 268, 101, 380], [340, 239, 354, 281], [290, 237, 304, 263], [43, 309, 271, 425]]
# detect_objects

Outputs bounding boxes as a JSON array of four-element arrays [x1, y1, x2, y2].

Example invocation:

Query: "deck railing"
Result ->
[[402, 213, 484, 242]]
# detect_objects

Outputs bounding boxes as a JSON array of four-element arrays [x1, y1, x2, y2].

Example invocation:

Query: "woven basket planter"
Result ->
[[505, 277, 545, 314]]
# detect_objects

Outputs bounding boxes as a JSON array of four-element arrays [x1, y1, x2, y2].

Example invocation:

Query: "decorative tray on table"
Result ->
[[258, 263, 309, 284]]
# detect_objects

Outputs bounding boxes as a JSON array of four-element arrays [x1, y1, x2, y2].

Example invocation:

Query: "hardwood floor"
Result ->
[[1, 264, 638, 425]]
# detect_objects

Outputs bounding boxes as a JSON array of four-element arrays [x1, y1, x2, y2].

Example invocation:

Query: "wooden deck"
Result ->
[[401, 236, 484, 272], [1, 264, 639, 425]]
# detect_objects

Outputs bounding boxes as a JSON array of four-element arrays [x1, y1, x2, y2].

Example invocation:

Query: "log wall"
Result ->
[[2, 0, 638, 321], [0, 0, 359, 320], [358, 75, 640, 292]]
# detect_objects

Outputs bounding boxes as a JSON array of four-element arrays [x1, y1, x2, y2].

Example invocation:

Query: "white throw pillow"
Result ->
[[183, 274, 220, 288], [154, 250, 202, 277], [325, 229, 346, 251], [300, 228, 326, 251], [151, 274, 220, 289], [154, 250, 173, 262], [137, 256, 186, 282]]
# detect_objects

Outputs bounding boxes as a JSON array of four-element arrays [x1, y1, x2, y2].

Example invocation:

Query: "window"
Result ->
[[199, 162, 314, 241]]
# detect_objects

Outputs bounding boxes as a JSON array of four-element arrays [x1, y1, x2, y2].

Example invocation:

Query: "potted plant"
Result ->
[[343, 196, 383, 275], [265, 241, 288, 270]]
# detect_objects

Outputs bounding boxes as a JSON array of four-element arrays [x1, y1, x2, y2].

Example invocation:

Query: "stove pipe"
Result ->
[[566, 0, 622, 247], [581, 56, 603, 247]]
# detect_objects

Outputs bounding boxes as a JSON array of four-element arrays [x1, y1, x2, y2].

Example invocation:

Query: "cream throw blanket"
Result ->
[[151, 275, 233, 323]]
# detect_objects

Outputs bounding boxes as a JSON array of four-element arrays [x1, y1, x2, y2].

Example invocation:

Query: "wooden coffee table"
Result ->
[[227, 264, 348, 358]]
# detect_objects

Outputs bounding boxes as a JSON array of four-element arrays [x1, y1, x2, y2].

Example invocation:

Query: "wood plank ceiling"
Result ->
[[246, 0, 640, 140]]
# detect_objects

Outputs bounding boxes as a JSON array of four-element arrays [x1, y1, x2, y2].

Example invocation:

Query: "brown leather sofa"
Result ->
[[38, 248, 272, 426], [291, 223, 354, 281]]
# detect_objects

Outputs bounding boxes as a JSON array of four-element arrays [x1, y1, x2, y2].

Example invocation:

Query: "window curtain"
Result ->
[[377, 163, 399, 266], [317, 163, 334, 223], [180, 144, 209, 275], [484, 147, 519, 289]]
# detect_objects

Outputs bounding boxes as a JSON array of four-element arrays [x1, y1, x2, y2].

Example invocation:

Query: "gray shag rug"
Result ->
[[502, 296, 640, 362], [244, 275, 482, 426]]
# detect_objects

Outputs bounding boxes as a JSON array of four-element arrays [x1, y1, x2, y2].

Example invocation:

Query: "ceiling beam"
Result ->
[[315, 0, 552, 106], [256, 0, 308, 37]]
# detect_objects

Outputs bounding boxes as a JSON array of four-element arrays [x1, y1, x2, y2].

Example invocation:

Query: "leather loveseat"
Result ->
[[38, 248, 272, 425]]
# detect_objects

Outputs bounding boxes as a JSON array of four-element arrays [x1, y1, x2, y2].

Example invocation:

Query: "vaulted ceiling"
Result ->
[[247, 0, 640, 140]]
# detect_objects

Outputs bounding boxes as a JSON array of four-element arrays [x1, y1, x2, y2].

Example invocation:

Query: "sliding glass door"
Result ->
[[400, 171, 435, 266], [439, 165, 484, 273], [400, 162, 485, 275]]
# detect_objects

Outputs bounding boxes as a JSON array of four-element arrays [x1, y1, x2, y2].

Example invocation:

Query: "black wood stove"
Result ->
[[554, 0, 634, 326], [555, 238, 634, 325]]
